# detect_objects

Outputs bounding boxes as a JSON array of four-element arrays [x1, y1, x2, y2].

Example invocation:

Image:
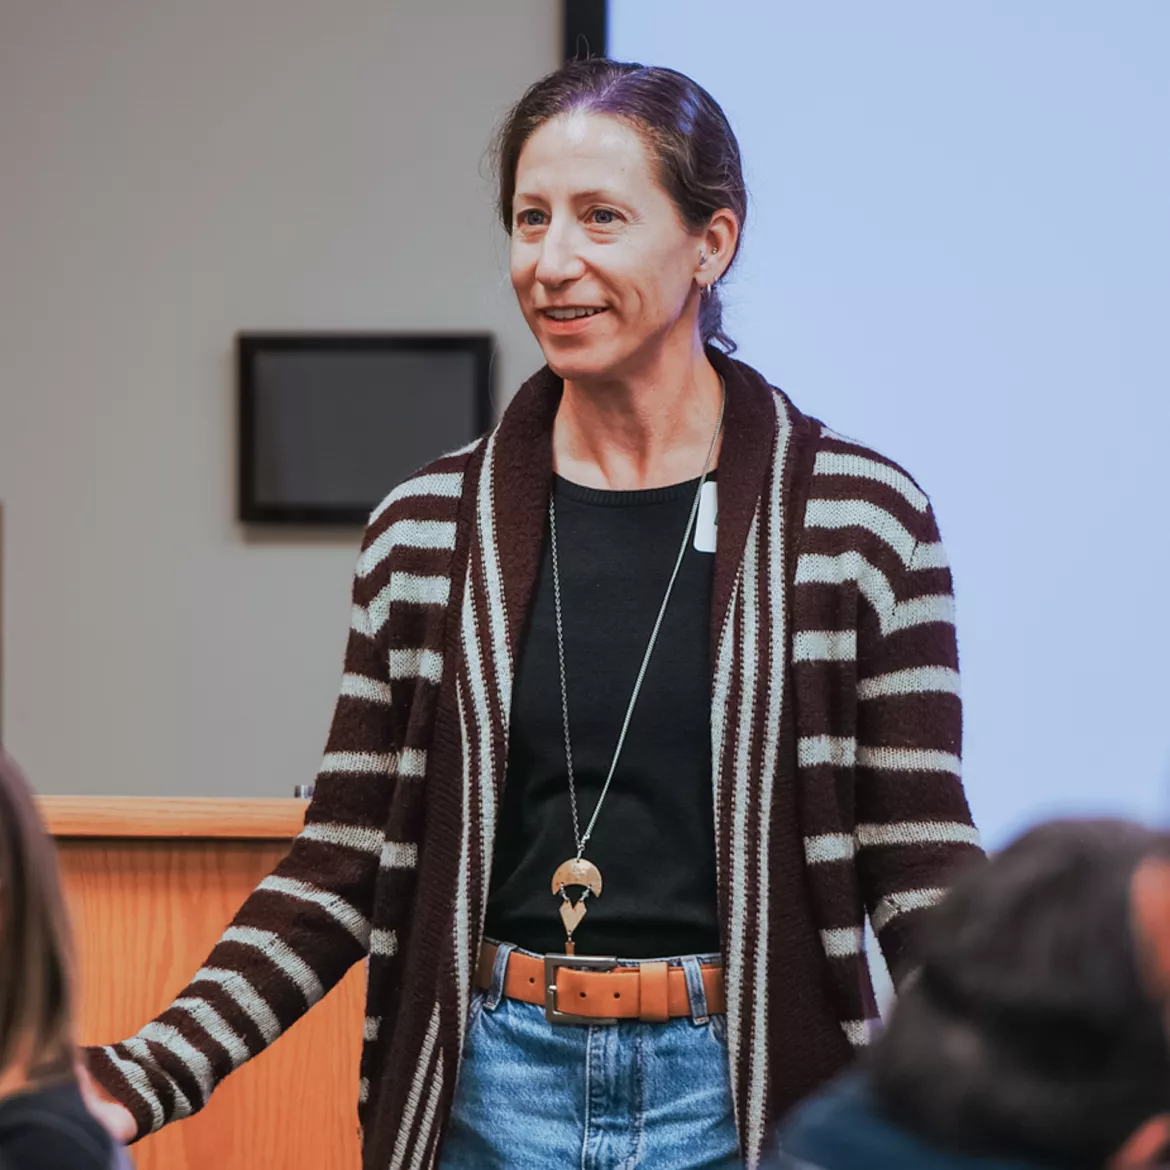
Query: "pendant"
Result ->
[[552, 857, 603, 953]]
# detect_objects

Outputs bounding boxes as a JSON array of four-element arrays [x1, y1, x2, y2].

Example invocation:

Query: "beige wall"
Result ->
[[0, 0, 554, 795]]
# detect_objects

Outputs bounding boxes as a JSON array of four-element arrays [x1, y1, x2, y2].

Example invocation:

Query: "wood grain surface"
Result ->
[[58, 827, 364, 1169], [41, 796, 309, 839]]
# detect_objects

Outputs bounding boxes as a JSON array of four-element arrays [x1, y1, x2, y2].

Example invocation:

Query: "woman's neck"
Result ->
[[553, 346, 724, 490]]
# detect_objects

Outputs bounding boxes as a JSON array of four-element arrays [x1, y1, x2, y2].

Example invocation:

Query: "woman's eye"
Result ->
[[518, 209, 546, 228], [590, 208, 618, 225]]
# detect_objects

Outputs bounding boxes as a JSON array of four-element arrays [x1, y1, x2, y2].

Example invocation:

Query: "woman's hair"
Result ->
[[0, 750, 76, 1082], [870, 819, 1170, 1169], [494, 58, 747, 353]]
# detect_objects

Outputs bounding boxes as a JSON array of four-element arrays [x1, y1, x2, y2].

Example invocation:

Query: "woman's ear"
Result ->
[[1132, 859, 1170, 1001], [700, 210, 739, 285], [1109, 1115, 1170, 1168], [1120, 864, 1170, 1167]]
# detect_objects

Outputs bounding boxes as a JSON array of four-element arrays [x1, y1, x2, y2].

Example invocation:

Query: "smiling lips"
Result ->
[[538, 306, 609, 335], [541, 306, 607, 320]]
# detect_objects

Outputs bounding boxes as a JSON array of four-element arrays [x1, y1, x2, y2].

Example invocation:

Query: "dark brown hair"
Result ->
[[495, 59, 747, 352], [0, 750, 76, 1082], [871, 819, 1170, 1168]]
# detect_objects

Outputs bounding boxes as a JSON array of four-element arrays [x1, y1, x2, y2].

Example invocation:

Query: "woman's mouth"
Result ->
[[538, 306, 609, 334], [541, 307, 607, 320]]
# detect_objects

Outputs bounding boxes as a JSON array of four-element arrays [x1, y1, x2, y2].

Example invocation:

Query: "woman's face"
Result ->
[[510, 111, 706, 384]]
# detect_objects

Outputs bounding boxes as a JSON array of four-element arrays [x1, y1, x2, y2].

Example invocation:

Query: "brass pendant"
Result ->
[[559, 898, 587, 939], [552, 857, 603, 950]]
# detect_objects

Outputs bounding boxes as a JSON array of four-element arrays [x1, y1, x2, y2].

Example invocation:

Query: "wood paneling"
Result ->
[[55, 807, 364, 1170], [42, 796, 309, 839]]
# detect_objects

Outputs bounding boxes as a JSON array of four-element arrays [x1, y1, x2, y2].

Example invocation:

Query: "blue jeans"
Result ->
[[439, 943, 742, 1169]]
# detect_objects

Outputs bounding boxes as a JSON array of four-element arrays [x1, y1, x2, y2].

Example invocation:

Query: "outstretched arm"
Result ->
[[84, 522, 407, 1140]]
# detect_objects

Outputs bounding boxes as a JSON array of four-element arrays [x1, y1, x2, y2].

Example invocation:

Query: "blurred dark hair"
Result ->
[[870, 819, 1170, 1168], [494, 58, 747, 352], [0, 751, 76, 1082]]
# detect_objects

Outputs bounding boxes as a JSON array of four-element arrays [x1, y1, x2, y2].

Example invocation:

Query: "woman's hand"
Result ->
[[76, 1060, 137, 1144]]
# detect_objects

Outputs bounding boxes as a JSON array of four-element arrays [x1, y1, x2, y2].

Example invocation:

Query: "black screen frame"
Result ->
[[563, 0, 608, 62], [237, 332, 494, 527]]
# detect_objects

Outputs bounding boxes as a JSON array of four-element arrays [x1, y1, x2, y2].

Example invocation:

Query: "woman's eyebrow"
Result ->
[[512, 187, 626, 206], [570, 188, 623, 203]]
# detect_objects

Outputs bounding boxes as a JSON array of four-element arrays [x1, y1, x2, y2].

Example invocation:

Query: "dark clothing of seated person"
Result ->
[[774, 820, 1170, 1170], [0, 1081, 123, 1170], [0, 751, 125, 1170]]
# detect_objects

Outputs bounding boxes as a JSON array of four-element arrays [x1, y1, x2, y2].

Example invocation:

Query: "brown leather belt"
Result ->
[[477, 943, 726, 1025]]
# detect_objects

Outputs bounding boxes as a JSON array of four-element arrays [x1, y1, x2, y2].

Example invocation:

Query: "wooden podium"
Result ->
[[41, 796, 365, 1170]]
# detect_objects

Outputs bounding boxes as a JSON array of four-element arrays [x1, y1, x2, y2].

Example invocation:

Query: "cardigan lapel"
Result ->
[[706, 349, 780, 663], [438, 368, 562, 1062], [487, 366, 562, 652], [704, 353, 806, 1167]]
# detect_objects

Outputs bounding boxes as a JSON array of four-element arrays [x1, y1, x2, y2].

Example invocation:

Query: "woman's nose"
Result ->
[[534, 225, 585, 286]]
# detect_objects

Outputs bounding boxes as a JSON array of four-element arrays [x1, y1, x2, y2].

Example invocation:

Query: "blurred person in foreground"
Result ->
[[0, 751, 129, 1169], [775, 819, 1170, 1170]]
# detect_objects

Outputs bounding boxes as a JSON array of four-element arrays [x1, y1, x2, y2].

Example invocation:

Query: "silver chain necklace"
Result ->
[[547, 379, 726, 951]]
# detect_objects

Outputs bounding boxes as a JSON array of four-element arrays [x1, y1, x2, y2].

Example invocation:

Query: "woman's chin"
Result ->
[[540, 342, 627, 385]]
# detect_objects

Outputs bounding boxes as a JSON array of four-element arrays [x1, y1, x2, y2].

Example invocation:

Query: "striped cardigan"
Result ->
[[88, 349, 981, 1169]]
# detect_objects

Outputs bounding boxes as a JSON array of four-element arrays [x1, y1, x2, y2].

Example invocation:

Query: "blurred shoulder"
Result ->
[[0, 1081, 115, 1169], [772, 1071, 896, 1170]]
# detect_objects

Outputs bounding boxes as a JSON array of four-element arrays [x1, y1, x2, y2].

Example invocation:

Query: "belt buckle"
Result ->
[[543, 953, 619, 1026]]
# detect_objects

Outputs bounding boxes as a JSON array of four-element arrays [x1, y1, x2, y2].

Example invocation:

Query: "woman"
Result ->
[[85, 60, 981, 1168], [0, 750, 128, 1169]]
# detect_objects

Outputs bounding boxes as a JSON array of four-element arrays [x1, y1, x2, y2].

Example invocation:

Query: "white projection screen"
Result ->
[[609, 1, 1170, 854]]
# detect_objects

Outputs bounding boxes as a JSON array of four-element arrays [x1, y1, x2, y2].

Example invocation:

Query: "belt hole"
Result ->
[[614, 992, 620, 999], [580, 991, 587, 998], [528, 977, 535, 984]]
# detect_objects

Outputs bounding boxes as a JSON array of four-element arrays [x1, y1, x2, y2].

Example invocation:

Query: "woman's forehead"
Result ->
[[515, 112, 654, 193]]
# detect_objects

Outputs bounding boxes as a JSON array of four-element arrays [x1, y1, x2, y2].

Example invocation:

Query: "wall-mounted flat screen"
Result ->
[[238, 333, 493, 524]]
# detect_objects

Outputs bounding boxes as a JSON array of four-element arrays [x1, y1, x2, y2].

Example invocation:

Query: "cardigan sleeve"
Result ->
[[852, 498, 983, 986], [83, 514, 411, 1140]]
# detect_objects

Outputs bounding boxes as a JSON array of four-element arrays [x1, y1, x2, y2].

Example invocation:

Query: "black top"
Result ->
[[484, 473, 721, 958], [0, 1080, 119, 1170]]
